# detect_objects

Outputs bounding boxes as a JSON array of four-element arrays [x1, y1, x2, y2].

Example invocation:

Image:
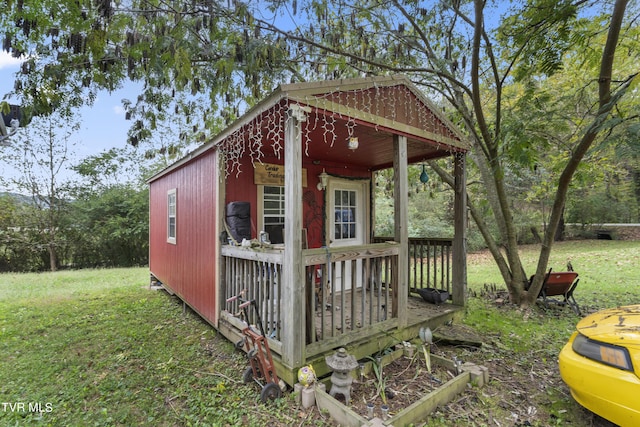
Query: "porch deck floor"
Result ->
[[312, 290, 460, 341], [406, 294, 461, 324]]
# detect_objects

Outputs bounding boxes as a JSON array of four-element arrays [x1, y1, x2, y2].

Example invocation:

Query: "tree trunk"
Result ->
[[430, 160, 514, 289], [470, 0, 527, 303], [525, 0, 629, 304], [49, 244, 58, 272], [531, 227, 542, 244], [554, 207, 565, 242]]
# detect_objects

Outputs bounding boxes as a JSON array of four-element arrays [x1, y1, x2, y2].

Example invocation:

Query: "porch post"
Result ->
[[452, 152, 467, 305], [282, 105, 307, 368], [393, 134, 409, 327]]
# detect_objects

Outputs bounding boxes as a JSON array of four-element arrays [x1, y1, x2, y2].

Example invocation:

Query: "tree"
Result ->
[[1, 0, 293, 151], [0, 194, 32, 271], [65, 147, 150, 268], [65, 184, 149, 268], [249, 0, 638, 305], [0, 111, 79, 271], [2, 0, 638, 305]]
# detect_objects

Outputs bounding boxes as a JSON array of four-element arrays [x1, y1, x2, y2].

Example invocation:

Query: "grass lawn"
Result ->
[[0, 268, 315, 426], [1, 240, 638, 426], [467, 239, 640, 309]]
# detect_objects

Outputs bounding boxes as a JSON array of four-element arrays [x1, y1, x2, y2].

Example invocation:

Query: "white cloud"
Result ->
[[113, 105, 125, 115], [0, 51, 23, 70]]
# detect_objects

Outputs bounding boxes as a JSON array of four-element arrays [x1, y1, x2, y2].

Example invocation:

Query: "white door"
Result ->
[[327, 178, 369, 291]]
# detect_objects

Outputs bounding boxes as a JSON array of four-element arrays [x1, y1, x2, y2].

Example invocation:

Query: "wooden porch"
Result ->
[[146, 76, 469, 388], [215, 76, 468, 386], [219, 237, 464, 385]]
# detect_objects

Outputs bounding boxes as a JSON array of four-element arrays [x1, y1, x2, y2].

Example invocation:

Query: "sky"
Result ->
[[0, 0, 512, 172], [0, 51, 139, 191]]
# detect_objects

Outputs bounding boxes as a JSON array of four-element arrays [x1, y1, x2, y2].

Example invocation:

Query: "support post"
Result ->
[[393, 134, 409, 326], [214, 149, 224, 328], [282, 104, 307, 368], [452, 152, 467, 305]]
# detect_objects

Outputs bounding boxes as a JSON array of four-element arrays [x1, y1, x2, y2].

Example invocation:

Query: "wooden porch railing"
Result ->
[[221, 238, 452, 357], [374, 237, 452, 296], [302, 243, 400, 344], [221, 246, 284, 341], [221, 242, 400, 349]]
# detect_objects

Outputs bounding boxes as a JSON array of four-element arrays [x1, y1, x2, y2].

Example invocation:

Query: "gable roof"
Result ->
[[149, 75, 468, 182], [281, 75, 466, 149]]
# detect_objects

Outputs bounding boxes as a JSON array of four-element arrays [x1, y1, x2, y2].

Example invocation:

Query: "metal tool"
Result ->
[[226, 295, 282, 403]]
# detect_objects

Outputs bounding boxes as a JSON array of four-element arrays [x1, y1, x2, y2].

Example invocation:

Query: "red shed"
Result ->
[[148, 75, 469, 385]]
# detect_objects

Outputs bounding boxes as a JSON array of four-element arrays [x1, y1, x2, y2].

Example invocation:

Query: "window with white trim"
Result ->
[[167, 189, 176, 244], [262, 186, 285, 244]]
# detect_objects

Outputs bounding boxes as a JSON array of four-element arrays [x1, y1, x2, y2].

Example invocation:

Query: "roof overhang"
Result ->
[[148, 75, 468, 183]]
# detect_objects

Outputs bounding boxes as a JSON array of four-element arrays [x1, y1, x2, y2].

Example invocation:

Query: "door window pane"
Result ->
[[334, 189, 357, 240]]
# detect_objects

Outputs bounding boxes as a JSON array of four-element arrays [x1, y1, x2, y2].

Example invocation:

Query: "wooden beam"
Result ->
[[305, 318, 400, 356], [214, 149, 223, 328], [393, 134, 409, 327], [288, 96, 466, 150], [301, 243, 399, 265], [315, 387, 368, 427], [389, 371, 471, 427], [452, 152, 467, 305], [282, 105, 306, 367], [220, 245, 284, 264]]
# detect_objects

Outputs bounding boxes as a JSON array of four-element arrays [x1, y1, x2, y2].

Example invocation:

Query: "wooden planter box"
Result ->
[[314, 348, 488, 427]]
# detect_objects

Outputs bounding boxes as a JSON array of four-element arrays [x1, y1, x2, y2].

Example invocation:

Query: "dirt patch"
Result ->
[[330, 352, 457, 420], [297, 320, 617, 427], [289, 279, 623, 426]]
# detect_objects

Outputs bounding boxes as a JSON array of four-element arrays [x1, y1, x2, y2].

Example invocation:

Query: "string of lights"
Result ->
[[217, 82, 464, 178]]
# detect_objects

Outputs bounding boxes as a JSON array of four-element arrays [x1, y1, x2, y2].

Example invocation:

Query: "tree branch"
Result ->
[[527, 0, 630, 303]]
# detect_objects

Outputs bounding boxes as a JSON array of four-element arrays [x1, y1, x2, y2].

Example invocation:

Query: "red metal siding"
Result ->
[[225, 154, 371, 249], [149, 149, 218, 325], [149, 144, 370, 328]]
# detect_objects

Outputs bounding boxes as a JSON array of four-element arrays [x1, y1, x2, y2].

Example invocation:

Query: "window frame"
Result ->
[[167, 188, 177, 244], [333, 188, 357, 241], [258, 185, 286, 244]]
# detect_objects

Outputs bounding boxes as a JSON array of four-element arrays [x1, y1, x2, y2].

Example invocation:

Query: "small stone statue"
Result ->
[[325, 348, 359, 405]]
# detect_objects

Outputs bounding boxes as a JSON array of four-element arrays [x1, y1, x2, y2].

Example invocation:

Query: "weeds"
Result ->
[[366, 355, 387, 404]]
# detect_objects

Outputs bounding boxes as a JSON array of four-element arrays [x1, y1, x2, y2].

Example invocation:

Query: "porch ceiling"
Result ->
[[300, 115, 455, 171]]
